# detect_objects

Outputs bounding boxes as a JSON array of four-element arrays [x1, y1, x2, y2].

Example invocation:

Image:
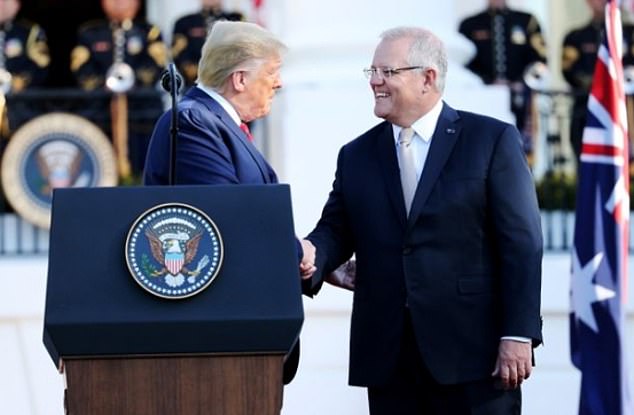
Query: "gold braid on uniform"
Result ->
[[136, 68, 156, 86], [561, 46, 579, 71], [26, 25, 50, 68], [527, 17, 547, 59], [11, 74, 28, 92], [80, 76, 103, 91], [70, 45, 90, 72], [171, 34, 187, 59], [147, 25, 167, 67]]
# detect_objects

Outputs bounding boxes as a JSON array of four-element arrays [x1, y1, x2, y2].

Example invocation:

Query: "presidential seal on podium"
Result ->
[[125, 203, 224, 300], [1, 112, 117, 229]]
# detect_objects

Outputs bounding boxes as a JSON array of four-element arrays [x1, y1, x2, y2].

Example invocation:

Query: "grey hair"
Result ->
[[379, 27, 448, 93], [197, 21, 287, 89]]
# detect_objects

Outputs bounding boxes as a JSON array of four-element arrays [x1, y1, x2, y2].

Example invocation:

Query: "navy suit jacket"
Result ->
[[142, 87, 300, 384], [143, 87, 277, 186], [307, 102, 543, 386]]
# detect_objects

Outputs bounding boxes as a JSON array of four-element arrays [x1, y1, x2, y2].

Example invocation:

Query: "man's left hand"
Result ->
[[491, 339, 532, 390]]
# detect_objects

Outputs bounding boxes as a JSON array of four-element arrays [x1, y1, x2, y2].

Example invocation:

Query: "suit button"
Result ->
[[402, 247, 412, 255]]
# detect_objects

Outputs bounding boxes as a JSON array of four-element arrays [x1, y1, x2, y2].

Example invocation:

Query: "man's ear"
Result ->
[[230, 71, 248, 92], [422, 68, 437, 93]]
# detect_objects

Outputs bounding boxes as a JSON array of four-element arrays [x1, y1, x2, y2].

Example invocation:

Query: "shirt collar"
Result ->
[[392, 98, 444, 145], [196, 84, 242, 126]]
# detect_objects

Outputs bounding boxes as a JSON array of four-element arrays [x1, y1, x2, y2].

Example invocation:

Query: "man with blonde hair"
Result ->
[[171, 0, 244, 88], [143, 21, 314, 383], [144, 21, 285, 184]]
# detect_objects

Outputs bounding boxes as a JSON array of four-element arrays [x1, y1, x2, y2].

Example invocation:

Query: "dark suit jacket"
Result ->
[[143, 87, 277, 185], [307, 102, 543, 387], [142, 86, 300, 383]]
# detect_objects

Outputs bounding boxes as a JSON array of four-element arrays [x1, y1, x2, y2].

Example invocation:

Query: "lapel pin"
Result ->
[[446, 128, 455, 134]]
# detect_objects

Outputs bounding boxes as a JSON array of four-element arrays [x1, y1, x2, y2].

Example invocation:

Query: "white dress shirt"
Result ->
[[392, 98, 443, 182], [196, 84, 241, 127]]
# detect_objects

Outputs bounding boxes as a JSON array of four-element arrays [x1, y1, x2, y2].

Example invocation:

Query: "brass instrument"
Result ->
[[523, 61, 551, 92], [105, 62, 134, 94], [106, 20, 134, 180]]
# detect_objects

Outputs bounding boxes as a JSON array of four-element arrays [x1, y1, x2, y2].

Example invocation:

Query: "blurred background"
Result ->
[[1, 0, 633, 413]]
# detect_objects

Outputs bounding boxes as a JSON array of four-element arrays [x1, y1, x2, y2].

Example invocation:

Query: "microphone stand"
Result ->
[[161, 63, 182, 185]]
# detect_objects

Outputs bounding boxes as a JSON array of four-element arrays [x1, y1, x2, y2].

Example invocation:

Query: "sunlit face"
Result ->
[[587, 0, 606, 17], [201, 0, 222, 9], [370, 37, 426, 127], [240, 56, 282, 122], [488, 0, 507, 9], [101, 0, 139, 22], [0, 0, 20, 25]]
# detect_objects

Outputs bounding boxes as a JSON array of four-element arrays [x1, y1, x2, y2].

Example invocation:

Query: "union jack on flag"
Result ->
[[570, 1, 633, 414]]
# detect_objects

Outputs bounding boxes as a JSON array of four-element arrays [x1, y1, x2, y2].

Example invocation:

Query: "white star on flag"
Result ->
[[571, 248, 616, 333]]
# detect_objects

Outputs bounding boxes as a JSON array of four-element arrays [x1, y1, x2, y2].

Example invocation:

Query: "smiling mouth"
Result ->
[[375, 92, 389, 99]]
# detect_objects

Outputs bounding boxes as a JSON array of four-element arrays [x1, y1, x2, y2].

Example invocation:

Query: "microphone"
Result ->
[[160, 63, 183, 94], [160, 63, 183, 185]]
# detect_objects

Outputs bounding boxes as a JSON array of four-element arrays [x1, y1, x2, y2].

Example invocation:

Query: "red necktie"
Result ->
[[240, 122, 254, 142]]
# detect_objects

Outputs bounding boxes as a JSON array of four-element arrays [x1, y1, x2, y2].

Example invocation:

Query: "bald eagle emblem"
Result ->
[[125, 203, 223, 299]]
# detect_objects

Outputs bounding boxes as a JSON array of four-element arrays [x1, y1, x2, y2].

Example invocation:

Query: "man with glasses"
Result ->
[[303, 26, 543, 414]]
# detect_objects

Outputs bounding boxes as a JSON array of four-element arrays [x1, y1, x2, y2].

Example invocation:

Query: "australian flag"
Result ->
[[570, 1, 633, 414]]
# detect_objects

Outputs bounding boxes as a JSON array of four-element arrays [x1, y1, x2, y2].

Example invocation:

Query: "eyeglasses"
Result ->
[[362, 66, 426, 79]]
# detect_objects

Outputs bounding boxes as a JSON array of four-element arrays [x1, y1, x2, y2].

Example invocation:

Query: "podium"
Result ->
[[43, 185, 304, 415]]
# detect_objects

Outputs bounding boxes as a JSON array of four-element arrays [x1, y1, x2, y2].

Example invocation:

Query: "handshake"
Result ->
[[299, 239, 355, 291]]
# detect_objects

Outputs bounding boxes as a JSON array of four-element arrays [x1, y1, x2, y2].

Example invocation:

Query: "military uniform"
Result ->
[[0, 19, 50, 92], [459, 7, 547, 153], [172, 8, 243, 87], [0, 20, 50, 213], [562, 20, 634, 159], [70, 19, 167, 90], [70, 19, 168, 177]]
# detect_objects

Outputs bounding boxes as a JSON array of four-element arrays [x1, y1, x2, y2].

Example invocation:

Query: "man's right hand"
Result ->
[[299, 239, 316, 279]]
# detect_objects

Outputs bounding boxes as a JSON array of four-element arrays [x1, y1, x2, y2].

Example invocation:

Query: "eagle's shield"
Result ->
[[165, 252, 185, 275]]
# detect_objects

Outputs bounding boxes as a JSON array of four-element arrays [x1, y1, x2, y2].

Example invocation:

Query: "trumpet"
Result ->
[[105, 61, 134, 93]]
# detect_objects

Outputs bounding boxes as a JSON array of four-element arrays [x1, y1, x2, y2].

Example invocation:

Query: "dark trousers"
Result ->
[[367, 311, 521, 415]]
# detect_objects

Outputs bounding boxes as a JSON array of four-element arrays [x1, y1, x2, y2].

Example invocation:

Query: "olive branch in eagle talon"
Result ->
[[145, 229, 203, 277]]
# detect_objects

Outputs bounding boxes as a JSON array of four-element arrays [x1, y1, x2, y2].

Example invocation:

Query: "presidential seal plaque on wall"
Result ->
[[0, 112, 117, 229], [125, 203, 224, 300]]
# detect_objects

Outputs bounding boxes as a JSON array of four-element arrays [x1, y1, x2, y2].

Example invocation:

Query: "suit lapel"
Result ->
[[188, 88, 272, 183], [376, 122, 408, 228], [407, 103, 461, 228]]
